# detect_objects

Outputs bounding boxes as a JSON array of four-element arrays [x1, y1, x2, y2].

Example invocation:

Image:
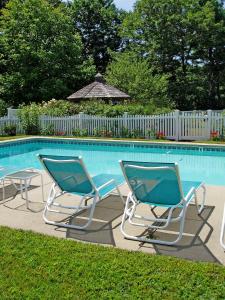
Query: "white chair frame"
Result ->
[[120, 162, 206, 246], [220, 203, 225, 250], [41, 157, 124, 230]]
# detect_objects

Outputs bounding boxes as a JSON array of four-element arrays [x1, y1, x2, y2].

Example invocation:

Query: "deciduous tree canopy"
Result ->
[[106, 51, 170, 108], [121, 0, 225, 109], [1, 0, 225, 110], [0, 0, 95, 106], [71, 0, 126, 73]]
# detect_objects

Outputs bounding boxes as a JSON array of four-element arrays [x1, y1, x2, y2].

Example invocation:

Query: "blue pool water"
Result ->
[[0, 138, 225, 186]]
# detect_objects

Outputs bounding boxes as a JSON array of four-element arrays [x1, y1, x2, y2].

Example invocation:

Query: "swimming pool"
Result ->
[[0, 138, 225, 186]]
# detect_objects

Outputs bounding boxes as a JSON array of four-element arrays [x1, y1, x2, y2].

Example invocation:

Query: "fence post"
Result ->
[[174, 109, 180, 141], [123, 112, 128, 128], [207, 109, 212, 140], [79, 112, 84, 130]]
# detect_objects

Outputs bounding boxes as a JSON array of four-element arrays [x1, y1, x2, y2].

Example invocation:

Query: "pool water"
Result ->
[[0, 139, 225, 186]]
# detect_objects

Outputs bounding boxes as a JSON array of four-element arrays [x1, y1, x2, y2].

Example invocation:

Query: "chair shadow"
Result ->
[[0, 184, 44, 213], [66, 195, 125, 245], [139, 205, 219, 263]]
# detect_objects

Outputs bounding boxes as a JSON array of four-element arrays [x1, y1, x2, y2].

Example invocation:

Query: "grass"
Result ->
[[0, 227, 225, 299], [0, 135, 28, 141]]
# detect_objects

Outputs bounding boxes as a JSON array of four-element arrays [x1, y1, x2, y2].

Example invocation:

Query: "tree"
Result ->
[[0, 0, 95, 106], [121, 0, 225, 110], [0, 0, 8, 10], [0, 0, 63, 11], [71, 0, 126, 72], [106, 51, 171, 108]]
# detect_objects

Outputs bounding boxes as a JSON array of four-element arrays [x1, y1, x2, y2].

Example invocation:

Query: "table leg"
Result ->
[[20, 179, 24, 199], [24, 179, 29, 209], [2, 179, 5, 201], [40, 173, 44, 202]]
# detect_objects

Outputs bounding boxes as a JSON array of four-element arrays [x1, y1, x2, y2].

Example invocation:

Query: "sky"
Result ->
[[114, 0, 136, 11]]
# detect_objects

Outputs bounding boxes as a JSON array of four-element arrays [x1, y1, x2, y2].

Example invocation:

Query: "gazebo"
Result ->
[[67, 73, 130, 103]]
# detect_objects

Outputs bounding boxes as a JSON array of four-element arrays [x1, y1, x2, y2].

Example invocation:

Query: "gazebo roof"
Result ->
[[67, 73, 130, 101]]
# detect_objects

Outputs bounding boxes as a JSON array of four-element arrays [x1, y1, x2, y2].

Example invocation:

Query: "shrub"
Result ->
[[93, 128, 102, 137], [147, 129, 157, 139], [42, 99, 79, 116], [0, 100, 8, 117], [156, 131, 166, 140], [72, 128, 88, 137], [17, 99, 172, 120], [18, 103, 42, 135], [78, 100, 171, 117], [3, 124, 17, 136], [40, 124, 55, 136]]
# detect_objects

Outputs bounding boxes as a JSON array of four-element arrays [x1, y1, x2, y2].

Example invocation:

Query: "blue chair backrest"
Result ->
[[38, 154, 95, 195], [120, 161, 183, 206]]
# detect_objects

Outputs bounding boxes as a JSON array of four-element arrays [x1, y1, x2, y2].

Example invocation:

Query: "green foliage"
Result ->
[[42, 99, 79, 116], [0, 100, 8, 117], [106, 51, 171, 107], [2, 0, 225, 111], [1, 226, 225, 299], [3, 124, 16, 136], [121, 0, 225, 110], [17, 103, 42, 135], [72, 128, 88, 137], [71, 0, 126, 72], [0, 0, 8, 10], [19, 99, 171, 120], [0, 0, 95, 106], [71, 124, 162, 140], [40, 123, 55, 136], [78, 100, 171, 116]]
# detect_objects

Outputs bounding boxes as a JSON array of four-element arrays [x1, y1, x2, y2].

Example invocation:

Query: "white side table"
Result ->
[[5, 169, 44, 209]]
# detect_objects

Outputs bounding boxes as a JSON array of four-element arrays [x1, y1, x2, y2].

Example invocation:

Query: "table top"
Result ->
[[5, 170, 40, 180]]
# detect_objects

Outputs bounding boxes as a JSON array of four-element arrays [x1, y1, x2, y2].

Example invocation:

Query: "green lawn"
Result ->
[[0, 227, 225, 299]]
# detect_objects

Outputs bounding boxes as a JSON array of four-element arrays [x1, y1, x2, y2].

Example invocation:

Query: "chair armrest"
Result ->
[[184, 187, 195, 203], [96, 179, 115, 192]]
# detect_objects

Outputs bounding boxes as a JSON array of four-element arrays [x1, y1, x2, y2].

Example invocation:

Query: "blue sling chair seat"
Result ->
[[38, 154, 124, 230], [120, 161, 206, 245]]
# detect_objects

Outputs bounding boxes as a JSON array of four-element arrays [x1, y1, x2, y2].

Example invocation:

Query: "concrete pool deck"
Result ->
[[0, 171, 224, 265]]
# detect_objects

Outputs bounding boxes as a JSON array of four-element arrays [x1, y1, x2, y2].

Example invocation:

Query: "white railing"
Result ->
[[0, 116, 24, 135], [39, 111, 176, 139], [2, 109, 225, 140]]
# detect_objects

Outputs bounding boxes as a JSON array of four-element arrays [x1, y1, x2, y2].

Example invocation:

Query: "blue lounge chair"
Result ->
[[38, 154, 124, 230], [120, 161, 206, 245]]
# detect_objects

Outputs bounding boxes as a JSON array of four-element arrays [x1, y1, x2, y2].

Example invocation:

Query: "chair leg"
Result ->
[[195, 184, 206, 215], [120, 195, 187, 246], [220, 203, 225, 250], [43, 194, 98, 230]]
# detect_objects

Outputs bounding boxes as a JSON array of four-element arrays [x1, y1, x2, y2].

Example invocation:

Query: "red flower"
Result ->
[[156, 131, 165, 139], [210, 131, 219, 138], [57, 131, 65, 136]]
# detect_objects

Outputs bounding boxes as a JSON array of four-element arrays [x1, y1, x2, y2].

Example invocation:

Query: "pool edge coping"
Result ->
[[0, 136, 225, 150]]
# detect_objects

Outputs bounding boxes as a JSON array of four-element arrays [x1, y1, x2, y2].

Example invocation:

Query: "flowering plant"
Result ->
[[210, 131, 219, 141], [56, 131, 66, 136], [156, 131, 165, 140]]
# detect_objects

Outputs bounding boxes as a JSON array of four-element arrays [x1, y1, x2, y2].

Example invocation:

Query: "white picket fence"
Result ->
[[2, 109, 225, 140]]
